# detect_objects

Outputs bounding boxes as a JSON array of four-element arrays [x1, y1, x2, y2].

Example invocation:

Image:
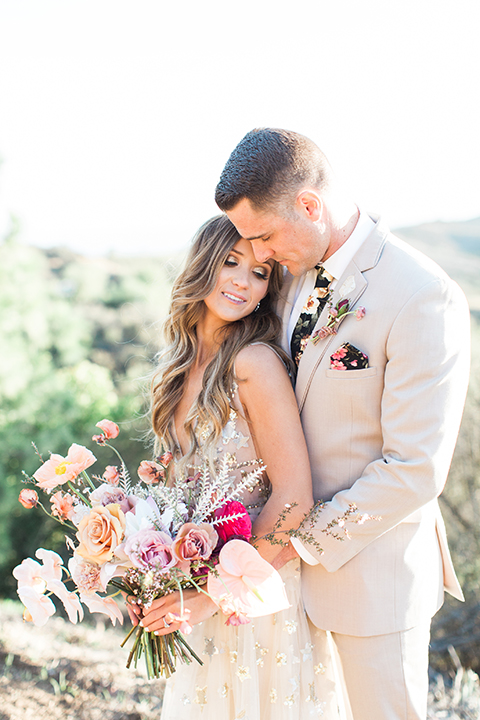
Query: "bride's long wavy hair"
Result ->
[[151, 214, 292, 472]]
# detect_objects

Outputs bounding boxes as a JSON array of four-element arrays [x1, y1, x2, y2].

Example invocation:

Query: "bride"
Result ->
[[139, 215, 341, 719]]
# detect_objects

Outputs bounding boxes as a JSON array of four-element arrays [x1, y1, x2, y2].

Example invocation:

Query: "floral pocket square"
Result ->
[[330, 342, 369, 370]]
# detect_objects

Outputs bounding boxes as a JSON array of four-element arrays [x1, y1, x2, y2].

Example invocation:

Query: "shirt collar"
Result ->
[[321, 209, 375, 281]]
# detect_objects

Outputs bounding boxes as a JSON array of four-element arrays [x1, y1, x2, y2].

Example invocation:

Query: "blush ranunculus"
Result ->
[[95, 419, 119, 439], [214, 501, 252, 543], [33, 444, 96, 491], [137, 460, 165, 485], [19, 488, 39, 509], [171, 523, 218, 568], [76, 504, 126, 565], [123, 528, 175, 572]]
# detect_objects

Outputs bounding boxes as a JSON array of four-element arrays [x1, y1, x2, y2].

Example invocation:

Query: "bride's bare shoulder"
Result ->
[[235, 344, 288, 383]]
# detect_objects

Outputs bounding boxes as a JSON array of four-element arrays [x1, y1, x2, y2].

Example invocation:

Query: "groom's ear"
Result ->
[[296, 191, 323, 222]]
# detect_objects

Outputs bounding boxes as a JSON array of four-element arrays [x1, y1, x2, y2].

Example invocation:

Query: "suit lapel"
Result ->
[[295, 220, 388, 412], [279, 272, 302, 353]]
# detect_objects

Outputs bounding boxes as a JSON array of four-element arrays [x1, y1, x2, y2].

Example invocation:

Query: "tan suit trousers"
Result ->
[[327, 623, 431, 720]]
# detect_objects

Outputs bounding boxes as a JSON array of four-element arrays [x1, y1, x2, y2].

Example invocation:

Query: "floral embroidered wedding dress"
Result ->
[[160, 385, 341, 720]]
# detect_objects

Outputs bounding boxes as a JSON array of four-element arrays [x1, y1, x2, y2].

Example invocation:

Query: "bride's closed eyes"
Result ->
[[224, 255, 270, 281]]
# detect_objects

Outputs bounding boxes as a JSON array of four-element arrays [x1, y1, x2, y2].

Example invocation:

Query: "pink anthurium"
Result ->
[[207, 539, 290, 623]]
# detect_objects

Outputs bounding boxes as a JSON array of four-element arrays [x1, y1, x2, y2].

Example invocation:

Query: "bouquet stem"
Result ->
[[122, 624, 204, 680]]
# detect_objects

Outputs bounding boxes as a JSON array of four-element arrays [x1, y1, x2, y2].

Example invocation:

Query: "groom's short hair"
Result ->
[[215, 128, 332, 213]]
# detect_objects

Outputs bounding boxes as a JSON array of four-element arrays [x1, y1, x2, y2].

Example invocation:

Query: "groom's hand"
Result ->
[[271, 541, 299, 570]]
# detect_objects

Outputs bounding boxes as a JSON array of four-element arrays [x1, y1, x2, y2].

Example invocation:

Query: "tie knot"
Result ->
[[316, 267, 334, 287]]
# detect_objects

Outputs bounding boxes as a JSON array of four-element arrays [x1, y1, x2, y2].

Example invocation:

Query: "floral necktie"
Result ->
[[290, 267, 334, 366]]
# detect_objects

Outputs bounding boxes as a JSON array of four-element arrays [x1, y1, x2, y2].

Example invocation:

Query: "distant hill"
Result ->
[[394, 217, 480, 312]]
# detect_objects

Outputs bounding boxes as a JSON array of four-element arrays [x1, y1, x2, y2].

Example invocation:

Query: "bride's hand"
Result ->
[[139, 588, 218, 636]]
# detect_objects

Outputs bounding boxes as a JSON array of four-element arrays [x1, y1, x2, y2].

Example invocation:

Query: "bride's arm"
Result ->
[[139, 345, 309, 634], [235, 344, 314, 563]]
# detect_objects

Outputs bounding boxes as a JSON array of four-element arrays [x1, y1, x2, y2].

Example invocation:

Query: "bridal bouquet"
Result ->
[[13, 420, 289, 679]]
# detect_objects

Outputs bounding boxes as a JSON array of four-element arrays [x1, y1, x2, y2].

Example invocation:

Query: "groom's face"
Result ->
[[226, 197, 328, 277]]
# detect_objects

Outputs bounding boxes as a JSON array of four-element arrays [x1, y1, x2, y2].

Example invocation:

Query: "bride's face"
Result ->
[[203, 238, 273, 325]]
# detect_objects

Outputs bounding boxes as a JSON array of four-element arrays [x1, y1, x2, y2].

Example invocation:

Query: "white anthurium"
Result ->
[[122, 498, 157, 539]]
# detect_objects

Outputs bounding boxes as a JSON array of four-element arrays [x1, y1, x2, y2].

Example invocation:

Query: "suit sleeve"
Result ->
[[295, 275, 471, 572]]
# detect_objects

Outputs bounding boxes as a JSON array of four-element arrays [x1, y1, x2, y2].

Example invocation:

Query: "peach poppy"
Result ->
[[33, 444, 96, 490], [95, 419, 119, 439], [137, 460, 165, 485], [18, 488, 39, 509]]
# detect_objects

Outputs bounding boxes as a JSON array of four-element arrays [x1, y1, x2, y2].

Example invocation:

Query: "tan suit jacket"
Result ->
[[279, 218, 470, 637]]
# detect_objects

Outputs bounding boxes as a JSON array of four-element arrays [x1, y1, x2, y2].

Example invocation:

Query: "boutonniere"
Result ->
[[311, 298, 366, 345]]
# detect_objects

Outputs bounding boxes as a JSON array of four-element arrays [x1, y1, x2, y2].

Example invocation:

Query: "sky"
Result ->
[[0, 0, 479, 257]]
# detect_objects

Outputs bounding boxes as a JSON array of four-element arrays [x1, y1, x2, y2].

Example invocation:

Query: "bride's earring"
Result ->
[[255, 302, 261, 312]]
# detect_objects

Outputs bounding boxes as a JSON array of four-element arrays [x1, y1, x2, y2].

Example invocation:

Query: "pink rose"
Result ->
[[137, 460, 165, 485], [19, 489, 39, 509], [102, 466, 120, 485], [123, 528, 175, 572], [33, 444, 96, 491], [172, 523, 218, 568], [214, 501, 252, 543], [95, 419, 119, 439], [355, 306, 366, 320]]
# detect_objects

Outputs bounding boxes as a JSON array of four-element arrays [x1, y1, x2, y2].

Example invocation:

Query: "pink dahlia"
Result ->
[[214, 501, 252, 543]]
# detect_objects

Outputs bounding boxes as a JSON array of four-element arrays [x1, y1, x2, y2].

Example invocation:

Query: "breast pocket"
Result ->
[[325, 367, 377, 379]]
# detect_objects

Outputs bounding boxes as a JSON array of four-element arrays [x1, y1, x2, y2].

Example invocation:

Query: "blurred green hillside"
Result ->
[[0, 226, 184, 597], [1, 216, 479, 673]]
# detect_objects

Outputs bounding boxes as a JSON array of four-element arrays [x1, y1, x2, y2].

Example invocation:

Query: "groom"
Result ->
[[215, 128, 470, 719]]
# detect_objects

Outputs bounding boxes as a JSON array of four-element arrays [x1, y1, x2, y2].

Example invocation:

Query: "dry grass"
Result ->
[[0, 600, 164, 720]]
